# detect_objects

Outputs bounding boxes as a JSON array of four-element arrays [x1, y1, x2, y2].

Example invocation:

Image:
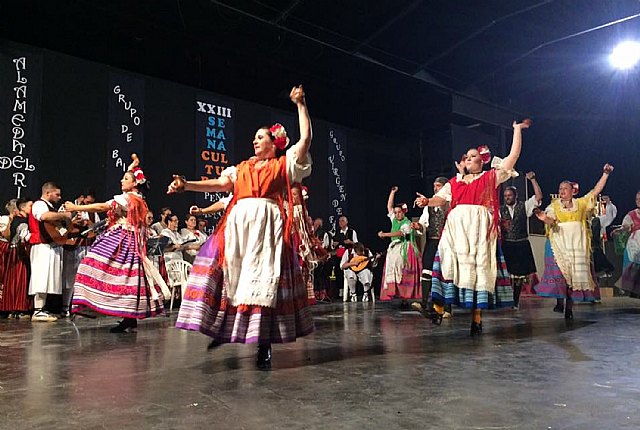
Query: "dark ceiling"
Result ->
[[2, 0, 640, 137]]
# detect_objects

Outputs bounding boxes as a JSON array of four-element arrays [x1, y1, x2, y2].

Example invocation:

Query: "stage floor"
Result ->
[[2, 297, 640, 429]]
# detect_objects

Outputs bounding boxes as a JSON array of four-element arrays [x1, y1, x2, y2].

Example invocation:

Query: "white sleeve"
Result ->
[[599, 203, 617, 228], [0, 215, 9, 232], [524, 195, 541, 218], [31, 201, 49, 221], [340, 251, 350, 268], [219, 194, 232, 208], [491, 157, 519, 185], [545, 203, 557, 220], [17, 223, 30, 242], [434, 182, 452, 202], [220, 166, 238, 184], [285, 145, 313, 183], [387, 212, 394, 225], [352, 230, 358, 243], [399, 222, 412, 235], [106, 194, 128, 209], [160, 229, 176, 244], [418, 207, 430, 228], [622, 214, 633, 228], [322, 233, 330, 249]]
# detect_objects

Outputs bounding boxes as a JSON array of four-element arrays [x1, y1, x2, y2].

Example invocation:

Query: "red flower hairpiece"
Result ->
[[401, 203, 408, 213], [301, 185, 309, 200], [132, 167, 146, 185], [572, 182, 579, 196], [269, 123, 289, 150], [478, 145, 492, 165]]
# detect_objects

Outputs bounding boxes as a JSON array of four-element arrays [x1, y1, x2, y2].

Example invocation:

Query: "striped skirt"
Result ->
[[621, 251, 640, 296], [0, 244, 31, 312], [379, 241, 422, 301], [72, 226, 165, 319], [176, 234, 314, 344], [536, 240, 600, 302], [431, 245, 513, 309]]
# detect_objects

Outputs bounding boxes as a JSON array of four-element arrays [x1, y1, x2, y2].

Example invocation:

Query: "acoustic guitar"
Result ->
[[43, 217, 84, 247], [349, 252, 383, 273]]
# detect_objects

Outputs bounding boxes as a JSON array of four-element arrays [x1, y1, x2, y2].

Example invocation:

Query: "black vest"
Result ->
[[500, 202, 528, 241], [314, 226, 326, 241], [426, 207, 446, 239], [334, 228, 355, 246]]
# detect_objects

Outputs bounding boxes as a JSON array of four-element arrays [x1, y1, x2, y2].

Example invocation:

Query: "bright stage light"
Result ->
[[609, 40, 640, 70]]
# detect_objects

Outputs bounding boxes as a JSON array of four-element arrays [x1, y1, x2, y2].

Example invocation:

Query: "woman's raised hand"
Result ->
[[391, 186, 398, 193], [603, 164, 614, 174], [290, 85, 305, 105], [167, 175, 186, 194], [513, 119, 531, 130], [189, 205, 201, 215]]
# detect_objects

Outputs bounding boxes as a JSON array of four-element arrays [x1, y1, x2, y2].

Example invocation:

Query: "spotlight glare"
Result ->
[[609, 40, 640, 70]]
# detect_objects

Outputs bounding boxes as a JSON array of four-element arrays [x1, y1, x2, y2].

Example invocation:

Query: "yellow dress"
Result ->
[[535, 193, 599, 301]]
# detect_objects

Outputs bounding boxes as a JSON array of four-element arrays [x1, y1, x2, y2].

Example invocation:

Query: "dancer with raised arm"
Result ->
[[416, 120, 530, 335], [615, 191, 640, 297], [499, 171, 543, 309], [67, 155, 170, 332], [534, 165, 614, 319], [168, 85, 313, 370], [379, 186, 422, 307]]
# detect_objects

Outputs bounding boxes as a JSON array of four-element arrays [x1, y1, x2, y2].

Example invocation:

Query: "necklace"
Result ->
[[560, 199, 573, 209]]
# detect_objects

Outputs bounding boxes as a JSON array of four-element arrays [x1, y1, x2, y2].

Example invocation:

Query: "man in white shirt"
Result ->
[[499, 171, 543, 309], [340, 242, 376, 302], [597, 195, 617, 239], [28, 182, 72, 322]]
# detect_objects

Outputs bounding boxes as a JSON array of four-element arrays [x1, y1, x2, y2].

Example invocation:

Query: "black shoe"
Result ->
[[207, 339, 222, 350], [564, 309, 573, 320], [553, 304, 564, 313], [109, 318, 137, 333], [257, 345, 272, 370], [430, 308, 444, 326], [470, 321, 483, 337]]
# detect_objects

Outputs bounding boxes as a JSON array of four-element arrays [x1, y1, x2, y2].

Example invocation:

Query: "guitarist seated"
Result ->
[[340, 242, 379, 302]]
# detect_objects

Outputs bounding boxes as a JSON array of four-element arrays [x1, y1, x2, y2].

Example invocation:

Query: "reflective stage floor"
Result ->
[[2, 297, 640, 429]]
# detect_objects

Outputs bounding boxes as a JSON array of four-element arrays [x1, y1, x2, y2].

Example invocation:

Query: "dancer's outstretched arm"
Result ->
[[290, 85, 312, 164], [500, 120, 530, 173], [592, 164, 614, 197]]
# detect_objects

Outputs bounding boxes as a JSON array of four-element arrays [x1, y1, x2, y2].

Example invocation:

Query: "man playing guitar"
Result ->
[[28, 182, 72, 322], [340, 242, 378, 302]]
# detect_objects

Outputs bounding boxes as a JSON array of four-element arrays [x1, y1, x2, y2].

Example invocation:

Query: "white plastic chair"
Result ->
[[343, 276, 376, 303], [165, 259, 192, 312]]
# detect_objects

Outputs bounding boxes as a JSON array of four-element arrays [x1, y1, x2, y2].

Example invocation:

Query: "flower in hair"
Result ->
[[132, 167, 146, 185], [269, 123, 290, 150], [401, 203, 408, 213], [572, 182, 579, 196], [478, 145, 491, 165]]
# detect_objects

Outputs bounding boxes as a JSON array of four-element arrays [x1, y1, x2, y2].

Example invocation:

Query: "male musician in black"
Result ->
[[500, 171, 543, 309], [414, 177, 449, 316], [312, 217, 331, 302], [329, 216, 358, 300]]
